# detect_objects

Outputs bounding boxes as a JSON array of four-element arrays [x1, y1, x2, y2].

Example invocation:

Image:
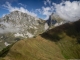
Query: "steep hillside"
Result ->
[[41, 20, 80, 59], [0, 36, 64, 60], [0, 20, 80, 60]]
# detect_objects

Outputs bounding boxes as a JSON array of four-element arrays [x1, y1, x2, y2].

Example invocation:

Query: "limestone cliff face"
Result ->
[[0, 11, 45, 51]]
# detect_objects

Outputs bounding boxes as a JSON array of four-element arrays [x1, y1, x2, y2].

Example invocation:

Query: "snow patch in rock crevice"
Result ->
[[4, 42, 10, 46], [29, 26, 33, 29], [14, 32, 34, 38], [26, 32, 34, 38], [34, 26, 38, 29], [14, 33, 24, 37], [44, 23, 49, 30], [54, 22, 63, 27]]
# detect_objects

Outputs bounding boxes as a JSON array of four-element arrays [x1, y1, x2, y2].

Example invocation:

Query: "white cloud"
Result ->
[[36, 0, 53, 20], [2, 14, 6, 17], [47, 0, 51, 5], [0, 22, 19, 33], [2, 2, 37, 17], [44, 1, 47, 5], [54, 1, 80, 21], [35, 9, 42, 14], [2, 1, 80, 21], [42, 7, 52, 20], [44, 0, 51, 6], [18, 3, 27, 8], [37, 0, 80, 21]]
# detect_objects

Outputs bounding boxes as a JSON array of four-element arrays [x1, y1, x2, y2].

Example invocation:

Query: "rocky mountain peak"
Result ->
[[0, 11, 67, 51], [0, 11, 46, 51], [46, 13, 67, 29]]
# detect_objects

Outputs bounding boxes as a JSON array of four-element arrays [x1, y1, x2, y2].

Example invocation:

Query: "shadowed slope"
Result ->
[[41, 20, 80, 59]]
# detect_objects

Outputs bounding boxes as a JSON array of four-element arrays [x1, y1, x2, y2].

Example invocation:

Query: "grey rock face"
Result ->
[[0, 11, 45, 51], [46, 13, 68, 29], [0, 11, 45, 37]]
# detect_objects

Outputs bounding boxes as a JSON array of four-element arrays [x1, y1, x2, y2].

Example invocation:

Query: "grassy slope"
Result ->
[[41, 20, 80, 59], [1, 20, 80, 60], [3, 36, 64, 60]]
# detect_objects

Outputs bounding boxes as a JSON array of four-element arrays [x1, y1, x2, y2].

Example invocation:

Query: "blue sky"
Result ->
[[0, 0, 61, 18], [0, 0, 80, 20]]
